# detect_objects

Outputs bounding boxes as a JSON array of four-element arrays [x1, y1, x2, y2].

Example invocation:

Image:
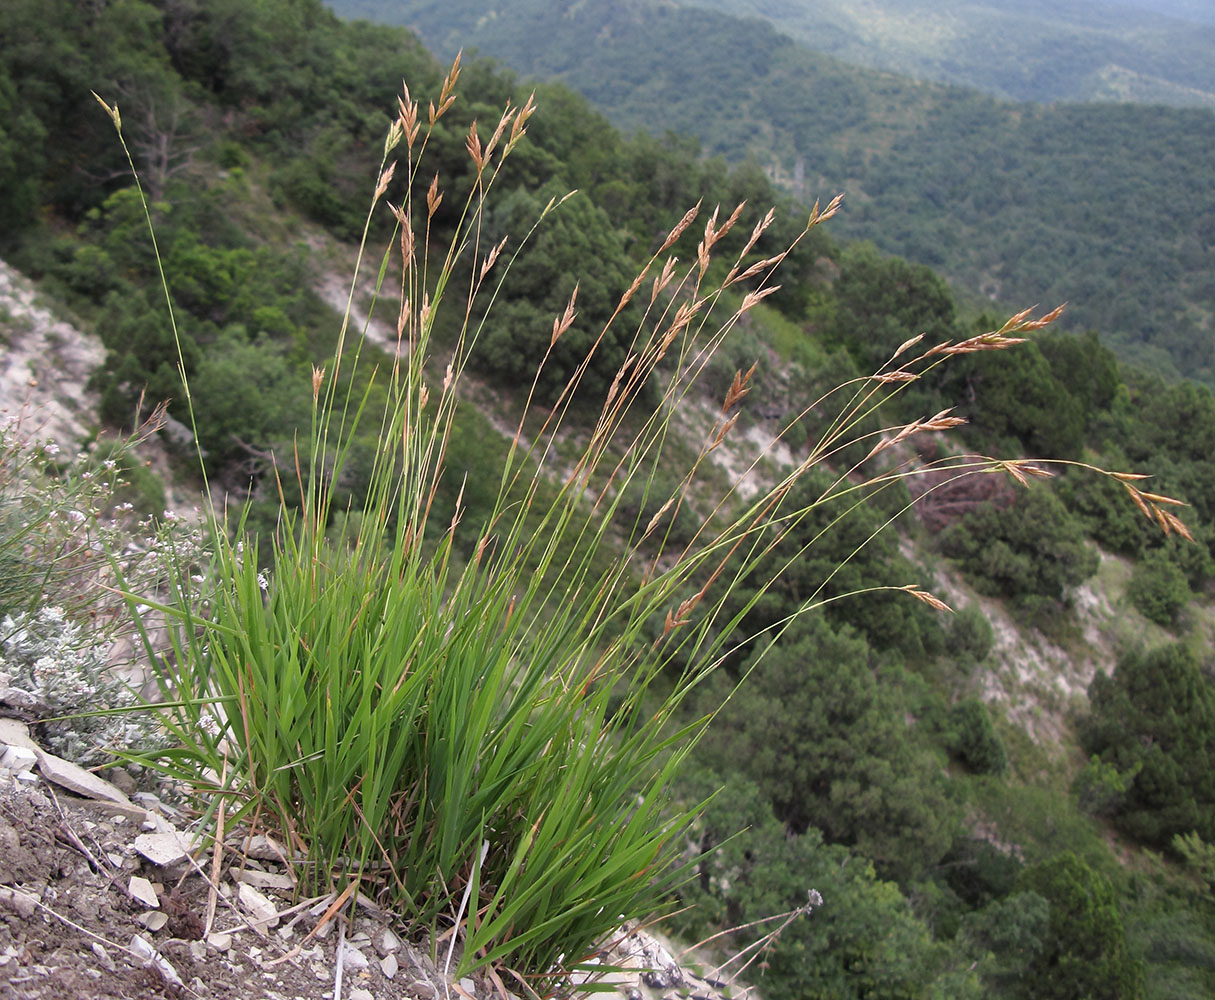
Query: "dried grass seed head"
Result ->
[[552, 285, 579, 346], [374, 162, 396, 201], [651, 256, 678, 304], [427, 175, 443, 218], [506, 92, 537, 154], [659, 201, 701, 255], [466, 121, 485, 173]]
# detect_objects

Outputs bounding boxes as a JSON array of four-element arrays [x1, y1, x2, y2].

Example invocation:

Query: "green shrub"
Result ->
[[1073, 754, 1138, 817], [696, 615, 961, 881], [945, 698, 1007, 775], [1014, 853, 1145, 1000], [948, 602, 994, 661], [671, 769, 974, 1000], [1127, 549, 1191, 626], [1083, 643, 1215, 847], [938, 485, 1098, 601]]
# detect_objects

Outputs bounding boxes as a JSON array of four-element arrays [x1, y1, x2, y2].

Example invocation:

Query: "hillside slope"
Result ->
[[329, 0, 1215, 384], [688, 0, 1215, 105], [4, 2, 1215, 995]]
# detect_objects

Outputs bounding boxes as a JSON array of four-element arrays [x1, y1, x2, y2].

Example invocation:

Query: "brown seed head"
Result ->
[[484, 102, 512, 161], [506, 92, 537, 154], [722, 362, 757, 412], [1125, 483, 1153, 521], [807, 193, 845, 229], [711, 412, 741, 450], [654, 323, 681, 364], [397, 90, 420, 148], [904, 586, 953, 613], [616, 264, 650, 314], [400, 217, 415, 265], [605, 355, 634, 408], [664, 299, 698, 341], [427, 175, 443, 218], [1163, 509, 1195, 542], [921, 409, 966, 432], [1001, 461, 1031, 487], [695, 205, 719, 276], [448, 479, 464, 536], [1018, 304, 1066, 332], [440, 51, 462, 105], [739, 286, 781, 313], [374, 162, 396, 201], [727, 253, 785, 288], [659, 201, 702, 255], [651, 256, 678, 304], [872, 370, 918, 384], [644, 497, 677, 538], [740, 207, 776, 259], [552, 285, 579, 345], [480, 236, 508, 284], [466, 121, 484, 173]]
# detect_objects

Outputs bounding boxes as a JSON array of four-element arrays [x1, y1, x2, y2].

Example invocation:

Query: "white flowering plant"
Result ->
[[0, 605, 167, 763], [0, 418, 206, 763]]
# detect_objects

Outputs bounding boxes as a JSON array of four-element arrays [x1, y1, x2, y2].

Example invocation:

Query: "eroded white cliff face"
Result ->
[[0, 259, 105, 449]]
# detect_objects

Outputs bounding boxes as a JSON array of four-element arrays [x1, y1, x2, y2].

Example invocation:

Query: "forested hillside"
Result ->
[[2, 1, 1215, 998], [332, 0, 1215, 384], [687, 0, 1215, 105]]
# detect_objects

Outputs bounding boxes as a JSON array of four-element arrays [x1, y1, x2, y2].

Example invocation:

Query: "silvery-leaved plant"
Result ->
[[1, 605, 165, 764]]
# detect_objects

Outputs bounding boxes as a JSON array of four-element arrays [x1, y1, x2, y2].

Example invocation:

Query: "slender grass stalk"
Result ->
[[96, 64, 1186, 989]]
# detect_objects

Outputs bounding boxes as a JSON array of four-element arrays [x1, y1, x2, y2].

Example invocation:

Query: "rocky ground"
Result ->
[[0, 717, 745, 1000], [0, 250, 761, 1000], [0, 715, 461, 1000]]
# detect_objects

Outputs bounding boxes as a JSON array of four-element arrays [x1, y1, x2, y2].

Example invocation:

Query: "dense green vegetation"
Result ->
[[3, 0, 1215, 996], [690, 0, 1215, 106], [336, 0, 1215, 385], [338, 0, 1215, 108]]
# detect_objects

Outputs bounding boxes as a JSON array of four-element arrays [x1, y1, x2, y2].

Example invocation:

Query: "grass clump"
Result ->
[[94, 60, 1185, 991]]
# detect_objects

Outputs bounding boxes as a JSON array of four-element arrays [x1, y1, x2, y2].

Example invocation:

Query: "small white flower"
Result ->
[[257, 572, 269, 593], [67, 510, 86, 524], [43, 441, 60, 456]]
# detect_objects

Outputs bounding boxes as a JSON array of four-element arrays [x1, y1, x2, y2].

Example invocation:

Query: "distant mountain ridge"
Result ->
[[681, 0, 1215, 106], [327, 0, 1215, 384]]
